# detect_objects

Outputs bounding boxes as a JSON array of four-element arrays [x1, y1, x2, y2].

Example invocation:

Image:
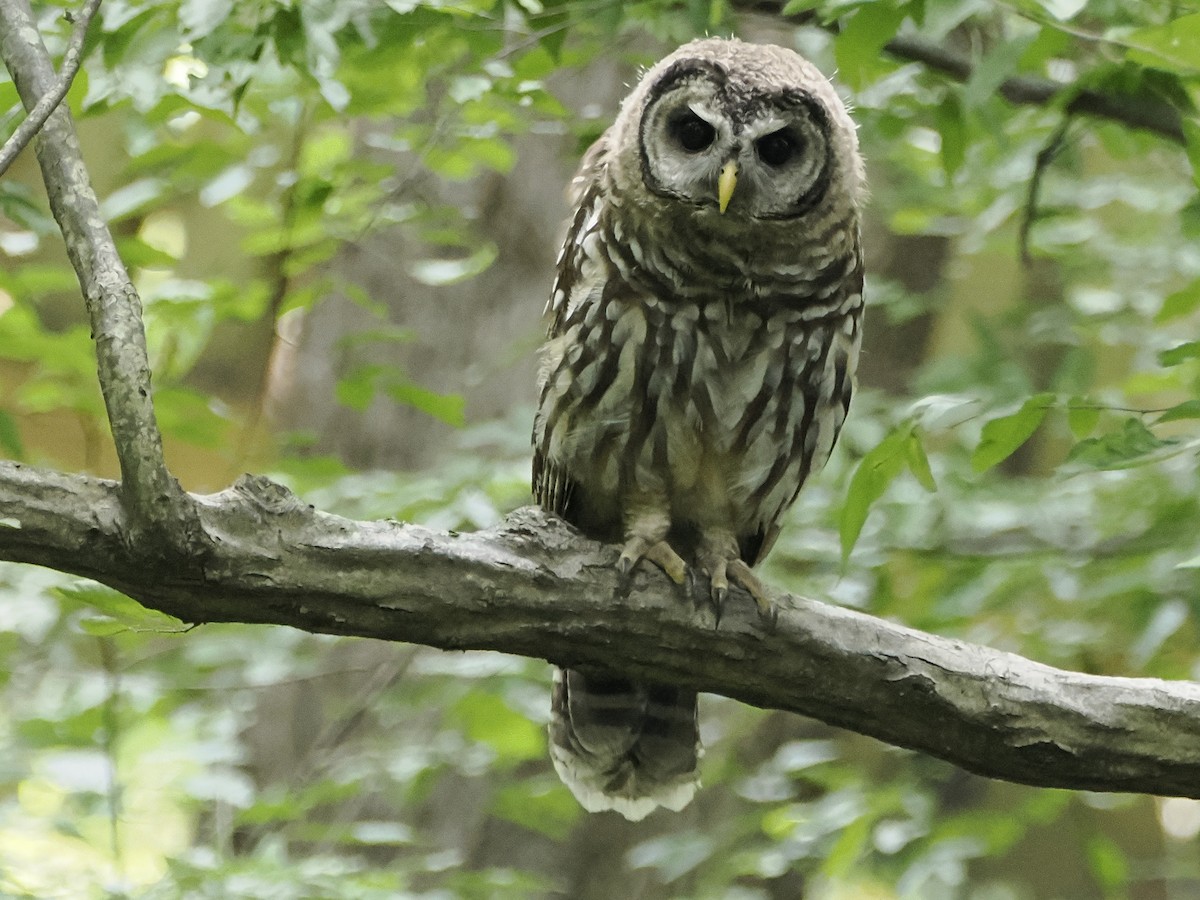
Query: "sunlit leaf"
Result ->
[[1086, 834, 1130, 890], [451, 693, 544, 763], [54, 583, 186, 633], [491, 781, 581, 839], [1159, 341, 1200, 367], [1066, 397, 1100, 438], [834, 3, 905, 90], [971, 393, 1054, 473], [0, 411, 23, 459], [409, 242, 498, 286], [1157, 400, 1200, 423], [1157, 279, 1200, 321], [1126, 14, 1200, 73], [904, 429, 938, 492], [841, 426, 909, 560], [384, 381, 467, 428]]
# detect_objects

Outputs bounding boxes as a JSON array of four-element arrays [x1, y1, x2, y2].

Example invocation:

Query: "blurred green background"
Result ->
[[2, 0, 1200, 896]]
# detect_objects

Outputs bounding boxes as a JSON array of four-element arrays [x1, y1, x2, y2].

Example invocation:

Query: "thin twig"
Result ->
[[0, 0, 204, 556], [97, 636, 124, 874], [881, 34, 1185, 145], [0, 0, 101, 178], [1019, 117, 1073, 265], [732, 2, 1186, 145]]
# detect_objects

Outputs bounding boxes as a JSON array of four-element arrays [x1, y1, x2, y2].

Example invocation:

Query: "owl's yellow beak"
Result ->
[[717, 161, 738, 214]]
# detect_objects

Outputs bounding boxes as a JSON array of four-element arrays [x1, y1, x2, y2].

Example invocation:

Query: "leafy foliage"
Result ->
[[3, 0, 1200, 896]]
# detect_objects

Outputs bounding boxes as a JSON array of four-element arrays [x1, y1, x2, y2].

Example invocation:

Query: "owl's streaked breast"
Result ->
[[536, 276, 860, 542]]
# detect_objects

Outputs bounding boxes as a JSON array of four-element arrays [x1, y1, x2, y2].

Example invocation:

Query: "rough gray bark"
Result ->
[[0, 0, 100, 177], [2, 458, 1200, 799]]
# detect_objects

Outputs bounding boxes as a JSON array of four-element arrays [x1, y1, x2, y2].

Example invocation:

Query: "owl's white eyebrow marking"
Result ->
[[687, 102, 721, 125]]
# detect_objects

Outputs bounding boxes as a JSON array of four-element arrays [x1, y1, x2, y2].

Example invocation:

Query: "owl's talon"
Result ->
[[727, 559, 777, 626], [643, 541, 688, 585], [616, 537, 688, 588]]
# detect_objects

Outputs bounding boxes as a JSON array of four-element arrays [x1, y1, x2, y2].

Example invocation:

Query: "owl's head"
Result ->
[[608, 38, 863, 224]]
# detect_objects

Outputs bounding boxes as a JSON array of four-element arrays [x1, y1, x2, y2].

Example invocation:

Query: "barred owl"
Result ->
[[533, 37, 865, 819]]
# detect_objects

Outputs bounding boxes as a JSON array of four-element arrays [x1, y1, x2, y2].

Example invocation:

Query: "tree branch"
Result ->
[[735, 2, 1185, 144], [0, 0, 204, 556], [881, 33, 1185, 145], [2, 458, 1199, 799], [0, 0, 101, 178]]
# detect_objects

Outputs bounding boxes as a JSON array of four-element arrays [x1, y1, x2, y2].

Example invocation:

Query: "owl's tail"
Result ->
[[549, 667, 700, 820]]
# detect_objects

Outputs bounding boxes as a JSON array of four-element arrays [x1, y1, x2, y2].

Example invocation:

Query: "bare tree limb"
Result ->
[[0, 0, 101, 177], [881, 33, 1185, 145], [0, 0, 204, 558], [1, 458, 1199, 799], [735, 2, 1186, 144]]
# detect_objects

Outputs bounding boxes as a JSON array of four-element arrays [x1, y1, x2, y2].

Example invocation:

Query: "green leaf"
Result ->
[[1037, 0, 1086, 21], [491, 781, 582, 839], [1159, 341, 1200, 367], [0, 410, 23, 458], [834, 3, 906, 90], [1086, 834, 1130, 890], [840, 426, 909, 560], [1157, 400, 1200, 423], [971, 393, 1054, 472], [1157, 279, 1200, 321], [116, 235, 180, 269], [408, 242, 497, 286], [451, 693, 544, 763], [336, 365, 466, 426], [964, 35, 1036, 110], [904, 429, 937, 492], [1066, 418, 1169, 470], [1066, 397, 1100, 438], [934, 92, 966, 177], [385, 381, 466, 428], [335, 364, 383, 412], [1183, 120, 1200, 189], [1126, 14, 1200, 73], [54, 583, 186, 634]]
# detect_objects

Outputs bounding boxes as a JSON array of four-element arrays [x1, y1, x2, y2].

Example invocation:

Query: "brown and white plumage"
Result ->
[[533, 37, 865, 819]]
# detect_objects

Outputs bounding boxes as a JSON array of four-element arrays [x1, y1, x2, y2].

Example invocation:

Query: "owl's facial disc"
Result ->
[[637, 61, 834, 221]]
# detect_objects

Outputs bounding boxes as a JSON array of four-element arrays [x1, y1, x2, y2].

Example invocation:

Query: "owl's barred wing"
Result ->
[[566, 131, 610, 208], [740, 256, 864, 567], [531, 444, 575, 519], [545, 142, 608, 340], [534, 134, 611, 519]]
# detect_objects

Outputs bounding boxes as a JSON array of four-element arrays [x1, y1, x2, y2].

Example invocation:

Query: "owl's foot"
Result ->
[[616, 537, 689, 587], [698, 532, 777, 629]]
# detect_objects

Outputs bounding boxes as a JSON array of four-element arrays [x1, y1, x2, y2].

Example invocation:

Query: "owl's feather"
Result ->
[[534, 36, 865, 819]]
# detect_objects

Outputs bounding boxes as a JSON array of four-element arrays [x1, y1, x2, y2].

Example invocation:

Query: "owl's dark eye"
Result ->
[[670, 112, 716, 153], [756, 130, 796, 166]]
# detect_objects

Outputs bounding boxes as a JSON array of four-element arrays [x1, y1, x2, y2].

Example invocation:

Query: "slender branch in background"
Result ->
[[227, 113, 311, 480], [1019, 117, 1073, 265], [0, 0, 100, 178], [0, 0, 205, 557], [97, 636, 124, 874], [734, 3, 1185, 144], [880, 34, 1185, 144]]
